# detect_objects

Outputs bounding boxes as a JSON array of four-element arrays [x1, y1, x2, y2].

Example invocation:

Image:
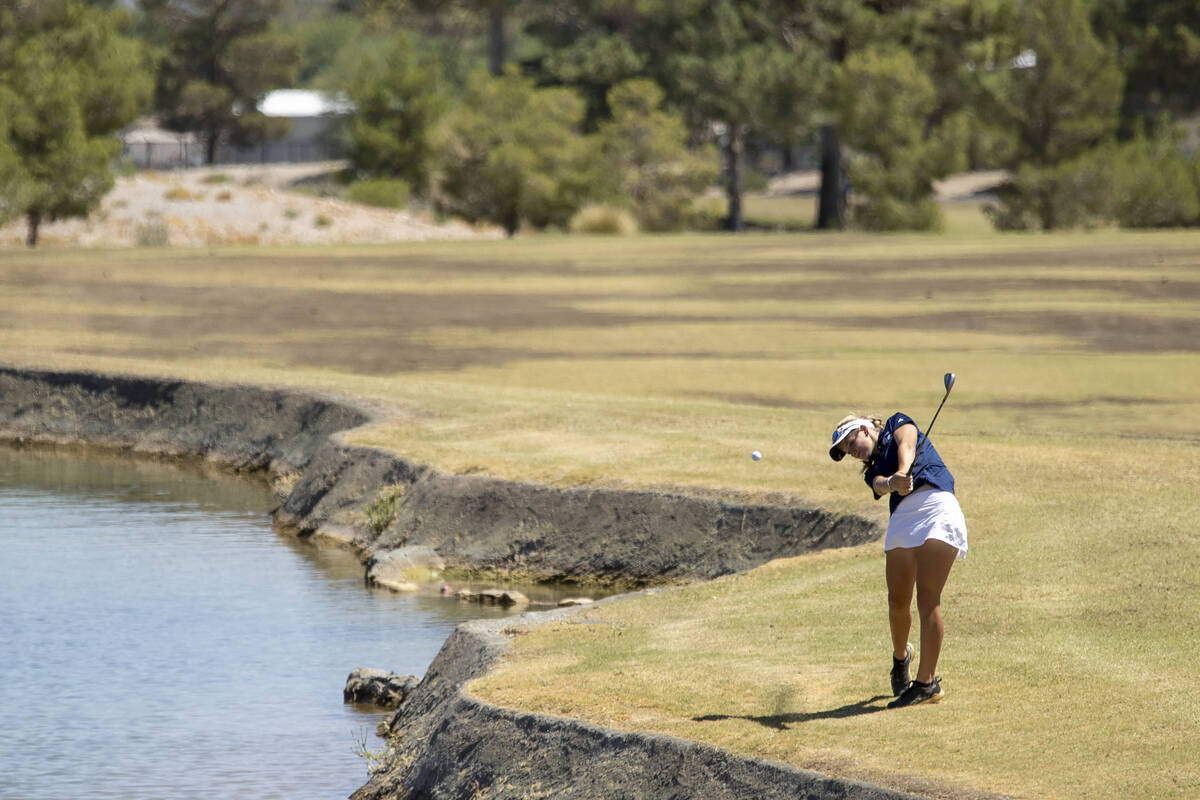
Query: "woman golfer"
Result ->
[[829, 412, 967, 708]]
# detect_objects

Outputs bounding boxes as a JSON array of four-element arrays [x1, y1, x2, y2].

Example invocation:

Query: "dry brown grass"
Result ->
[[1, 230, 1199, 797]]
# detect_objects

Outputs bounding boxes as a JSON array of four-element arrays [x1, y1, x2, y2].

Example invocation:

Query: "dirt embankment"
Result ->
[[353, 612, 917, 800], [0, 366, 891, 800], [0, 366, 879, 585]]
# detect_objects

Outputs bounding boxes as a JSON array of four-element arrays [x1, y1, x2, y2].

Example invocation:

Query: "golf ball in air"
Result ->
[[751, 450, 762, 461]]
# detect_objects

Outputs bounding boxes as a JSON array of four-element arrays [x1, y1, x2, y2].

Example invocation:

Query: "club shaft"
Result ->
[[912, 390, 950, 465]]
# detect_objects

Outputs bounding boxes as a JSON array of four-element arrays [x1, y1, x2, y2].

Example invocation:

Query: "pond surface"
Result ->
[[0, 447, 551, 800]]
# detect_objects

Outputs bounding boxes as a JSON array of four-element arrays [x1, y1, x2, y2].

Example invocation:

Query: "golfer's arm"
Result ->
[[894, 423, 918, 475]]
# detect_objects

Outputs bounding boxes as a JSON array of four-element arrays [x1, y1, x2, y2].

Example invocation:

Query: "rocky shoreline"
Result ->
[[0, 365, 904, 800], [354, 609, 919, 800]]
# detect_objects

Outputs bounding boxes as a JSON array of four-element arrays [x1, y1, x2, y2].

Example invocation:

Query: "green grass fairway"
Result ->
[[2, 228, 1199, 798]]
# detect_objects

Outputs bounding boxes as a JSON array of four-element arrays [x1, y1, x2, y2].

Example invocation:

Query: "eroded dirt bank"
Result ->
[[0, 366, 895, 799], [354, 609, 918, 800], [0, 366, 879, 585]]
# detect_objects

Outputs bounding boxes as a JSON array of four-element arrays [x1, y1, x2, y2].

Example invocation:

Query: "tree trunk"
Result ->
[[26, 210, 41, 248], [816, 124, 845, 229], [1040, 187, 1056, 231], [205, 131, 218, 166], [488, 3, 506, 77], [502, 204, 519, 237], [724, 124, 744, 232]]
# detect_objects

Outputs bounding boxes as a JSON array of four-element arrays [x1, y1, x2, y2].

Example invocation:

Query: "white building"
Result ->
[[217, 89, 354, 164], [121, 90, 354, 168]]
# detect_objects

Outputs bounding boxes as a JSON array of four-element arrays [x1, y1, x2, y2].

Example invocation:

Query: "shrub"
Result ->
[[434, 69, 599, 236], [134, 217, 170, 247], [363, 483, 405, 536], [314, 214, 333, 228], [202, 173, 232, 184], [851, 190, 943, 232], [985, 152, 1115, 231], [164, 185, 201, 201], [569, 204, 638, 235], [1109, 126, 1200, 228], [346, 178, 411, 210], [834, 48, 966, 232], [347, 32, 446, 193], [740, 167, 770, 194], [596, 79, 718, 232]]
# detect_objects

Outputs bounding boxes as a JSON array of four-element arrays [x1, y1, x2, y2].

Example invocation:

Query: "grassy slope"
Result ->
[[2, 213, 1198, 798]]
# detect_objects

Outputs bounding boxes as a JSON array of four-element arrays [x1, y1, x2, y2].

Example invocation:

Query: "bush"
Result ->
[[134, 217, 170, 247], [569, 204, 638, 235], [346, 178, 411, 210], [435, 69, 598, 236], [740, 167, 770, 194], [1109, 127, 1200, 228], [164, 185, 201, 201], [851, 191, 943, 232], [363, 483, 405, 536], [985, 152, 1115, 231], [347, 32, 446, 194], [596, 79, 718, 232], [834, 48, 966, 232]]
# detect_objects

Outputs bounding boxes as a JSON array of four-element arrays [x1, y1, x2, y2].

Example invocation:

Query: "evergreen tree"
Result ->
[[518, 0, 823, 231], [139, 0, 301, 163], [979, 0, 1123, 230], [434, 69, 598, 235], [596, 79, 718, 231], [803, 1, 1011, 229], [0, 1, 154, 246], [346, 32, 447, 192], [834, 47, 967, 230], [667, 0, 822, 231], [1091, 0, 1200, 131]]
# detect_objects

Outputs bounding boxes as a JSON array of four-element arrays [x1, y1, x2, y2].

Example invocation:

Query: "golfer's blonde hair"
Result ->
[[836, 413, 883, 432], [836, 414, 885, 473]]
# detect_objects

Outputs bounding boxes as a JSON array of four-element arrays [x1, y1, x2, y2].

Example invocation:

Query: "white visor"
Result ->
[[829, 418, 874, 461]]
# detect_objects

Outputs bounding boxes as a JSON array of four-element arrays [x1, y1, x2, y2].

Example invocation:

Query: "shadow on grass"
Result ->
[[692, 695, 892, 731]]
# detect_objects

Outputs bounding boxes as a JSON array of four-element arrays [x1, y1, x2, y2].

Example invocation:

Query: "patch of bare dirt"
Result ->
[[765, 169, 1007, 201], [0, 162, 500, 248]]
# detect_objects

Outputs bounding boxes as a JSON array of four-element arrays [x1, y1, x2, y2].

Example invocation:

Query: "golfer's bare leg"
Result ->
[[914, 539, 958, 683], [885, 548, 917, 661]]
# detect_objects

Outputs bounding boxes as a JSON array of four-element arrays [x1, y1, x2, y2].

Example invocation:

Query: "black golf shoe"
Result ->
[[891, 642, 913, 697], [888, 676, 944, 709]]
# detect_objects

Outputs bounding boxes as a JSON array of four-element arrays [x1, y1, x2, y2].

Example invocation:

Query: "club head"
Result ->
[[944, 372, 956, 392]]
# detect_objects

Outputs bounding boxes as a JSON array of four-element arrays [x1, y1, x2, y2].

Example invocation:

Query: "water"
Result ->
[[0, 447, 551, 800]]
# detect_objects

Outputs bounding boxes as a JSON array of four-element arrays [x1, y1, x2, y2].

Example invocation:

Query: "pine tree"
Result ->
[[139, 0, 301, 164], [979, 0, 1123, 230], [1091, 0, 1200, 131], [346, 32, 447, 193], [434, 69, 598, 235], [0, 1, 154, 246]]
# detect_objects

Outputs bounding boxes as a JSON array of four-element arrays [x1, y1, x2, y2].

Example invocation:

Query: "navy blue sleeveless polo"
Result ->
[[864, 412, 956, 515]]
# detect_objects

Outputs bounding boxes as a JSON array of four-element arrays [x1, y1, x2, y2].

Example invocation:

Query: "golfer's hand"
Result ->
[[889, 473, 914, 496]]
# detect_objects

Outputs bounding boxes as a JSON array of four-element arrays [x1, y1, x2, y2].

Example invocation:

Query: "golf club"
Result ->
[[912, 372, 956, 467]]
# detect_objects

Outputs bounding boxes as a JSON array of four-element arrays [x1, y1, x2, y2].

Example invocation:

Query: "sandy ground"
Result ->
[[764, 169, 1006, 200], [0, 162, 500, 248], [1, 164, 1005, 249]]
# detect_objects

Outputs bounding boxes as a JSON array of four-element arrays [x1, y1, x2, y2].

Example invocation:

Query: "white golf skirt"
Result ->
[[884, 486, 968, 558]]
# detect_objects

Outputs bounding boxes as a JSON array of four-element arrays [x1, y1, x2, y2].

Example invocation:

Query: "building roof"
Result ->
[[258, 90, 354, 118]]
